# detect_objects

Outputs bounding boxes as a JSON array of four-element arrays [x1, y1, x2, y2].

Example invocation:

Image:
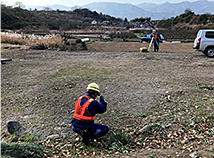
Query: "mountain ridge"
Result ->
[[25, 0, 214, 20]]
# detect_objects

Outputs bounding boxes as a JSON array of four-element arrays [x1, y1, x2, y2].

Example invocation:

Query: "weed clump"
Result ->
[[195, 83, 213, 90]]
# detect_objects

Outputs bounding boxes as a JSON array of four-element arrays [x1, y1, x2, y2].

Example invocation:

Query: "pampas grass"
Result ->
[[1, 32, 67, 50]]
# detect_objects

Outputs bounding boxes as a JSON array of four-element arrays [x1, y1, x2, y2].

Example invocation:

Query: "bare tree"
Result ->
[[43, 7, 51, 11], [185, 8, 192, 14]]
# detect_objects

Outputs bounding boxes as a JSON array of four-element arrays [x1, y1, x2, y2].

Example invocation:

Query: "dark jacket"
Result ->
[[71, 94, 107, 129], [151, 32, 161, 43]]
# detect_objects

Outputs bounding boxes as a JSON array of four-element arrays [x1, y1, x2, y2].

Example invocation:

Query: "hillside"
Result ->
[[156, 10, 214, 30], [1, 5, 124, 31], [1, 5, 214, 38]]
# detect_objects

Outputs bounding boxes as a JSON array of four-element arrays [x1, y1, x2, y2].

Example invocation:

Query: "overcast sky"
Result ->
[[3, 0, 206, 7]]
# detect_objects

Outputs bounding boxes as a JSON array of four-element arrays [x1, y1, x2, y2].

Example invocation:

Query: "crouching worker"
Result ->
[[71, 83, 109, 145]]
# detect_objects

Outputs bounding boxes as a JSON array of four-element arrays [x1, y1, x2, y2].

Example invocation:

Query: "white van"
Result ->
[[193, 29, 214, 58]]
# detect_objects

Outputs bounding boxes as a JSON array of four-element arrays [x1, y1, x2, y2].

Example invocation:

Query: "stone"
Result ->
[[138, 125, 152, 136], [189, 151, 197, 158], [7, 120, 30, 135], [7, 121, 21, 134], [45, 134, 60, 141]]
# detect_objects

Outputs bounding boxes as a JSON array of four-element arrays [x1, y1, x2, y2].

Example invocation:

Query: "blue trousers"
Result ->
[[153, 39, 159, 52], [72, 123, 109, 139]]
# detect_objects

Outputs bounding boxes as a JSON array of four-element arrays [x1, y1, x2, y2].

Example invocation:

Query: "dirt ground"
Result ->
[[86, 41, 196, 53], [1, 41, 214, 157]]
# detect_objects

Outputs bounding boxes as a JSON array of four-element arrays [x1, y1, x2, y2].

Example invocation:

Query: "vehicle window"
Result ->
[[205, 31, 214, 38], [160, 34, 164, 39], [196, 30, 202, 38]]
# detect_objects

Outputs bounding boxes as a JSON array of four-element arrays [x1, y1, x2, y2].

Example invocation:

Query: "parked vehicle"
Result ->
[[140, 34, 164, 43], [193, 29, 214, 58], [102, 35, 111, 41]]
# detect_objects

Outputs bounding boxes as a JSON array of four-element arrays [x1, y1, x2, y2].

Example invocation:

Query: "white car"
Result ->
[[193, 29, 214, 58], [102, 35, 111, 41]]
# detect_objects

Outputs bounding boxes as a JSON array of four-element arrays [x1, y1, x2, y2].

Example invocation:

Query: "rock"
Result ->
[[54, 127, 62, 131], [189, 151, 197, 158], [19, 127, 31, 135], [45, 134, 60, 141], [7, 120, 30, 135], [138, 125, 152, 136], [7, 121, 21, 134]]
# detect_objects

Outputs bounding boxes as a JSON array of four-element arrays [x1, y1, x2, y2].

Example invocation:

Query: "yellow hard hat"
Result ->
[[152, 29, 156, 33], [86, 83, 100, 94]]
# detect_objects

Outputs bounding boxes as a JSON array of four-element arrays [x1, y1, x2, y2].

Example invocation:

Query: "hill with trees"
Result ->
[[153, 9, 214, 40], [1, 4, 124, 32], [1, 4, 214, 38], [156, 9, 214, 30]]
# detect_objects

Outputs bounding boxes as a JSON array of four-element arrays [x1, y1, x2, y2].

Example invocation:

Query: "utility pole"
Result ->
[[171, 17, 174, 30]]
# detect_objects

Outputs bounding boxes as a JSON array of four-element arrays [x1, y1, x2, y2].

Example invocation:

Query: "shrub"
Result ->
[[29, 43, 47, 50], [1, 142, 50, 158], [75, 39, 82, 43]]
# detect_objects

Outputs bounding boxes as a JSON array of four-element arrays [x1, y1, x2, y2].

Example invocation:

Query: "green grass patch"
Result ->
[[1, 43, 26, 47], [1, 43, 15, 47], [48, 66, 111, 82], [195, 83, 213, 90]]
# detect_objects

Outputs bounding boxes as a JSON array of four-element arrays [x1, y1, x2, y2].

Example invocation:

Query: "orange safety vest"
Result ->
[[73, 95, 95, 121], [154, 33, 159, 39]]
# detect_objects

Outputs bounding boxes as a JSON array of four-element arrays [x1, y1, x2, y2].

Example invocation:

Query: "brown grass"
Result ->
[[1, 32, 25, 45], [25, 34, 66, 49], [1, 33, 66, 49]]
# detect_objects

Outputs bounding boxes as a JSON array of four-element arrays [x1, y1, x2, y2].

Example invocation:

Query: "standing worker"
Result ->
[[71, 83, 109, 145], [151, 29, 161, 52]]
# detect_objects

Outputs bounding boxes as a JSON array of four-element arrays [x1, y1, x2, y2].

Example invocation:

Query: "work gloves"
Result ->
[[99, 94, 107, 105], [100, 94, 104, 101]]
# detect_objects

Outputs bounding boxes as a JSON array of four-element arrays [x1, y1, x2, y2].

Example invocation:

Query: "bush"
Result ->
[[75, 39, 82, 43], [30, 43, 47, 50], [1, 142, 50, 158]]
